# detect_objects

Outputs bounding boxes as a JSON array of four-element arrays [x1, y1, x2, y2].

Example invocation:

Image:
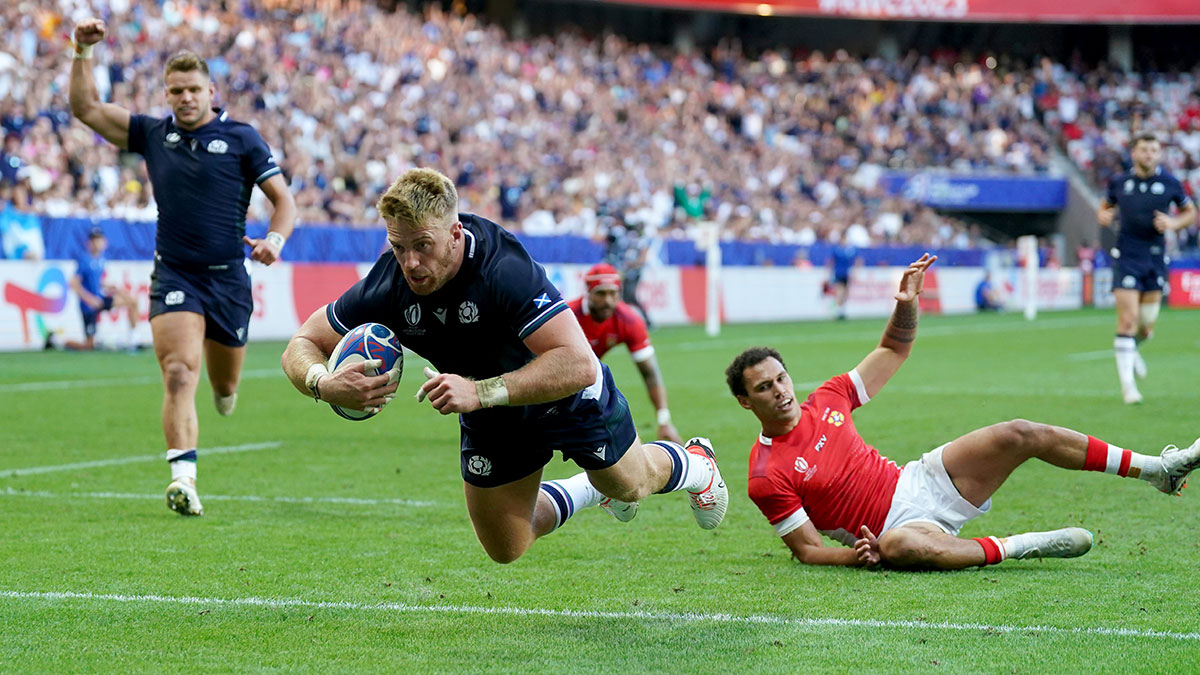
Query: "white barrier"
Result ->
[[0, 260, 1083, 351]]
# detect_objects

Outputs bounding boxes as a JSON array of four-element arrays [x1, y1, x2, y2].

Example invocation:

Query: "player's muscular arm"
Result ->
[[68, 19, 131, 149], [854, 254, 935, 399], [281, 308, 343, 396], [505, 311, 598, 405], [781, 521, 866, 567]]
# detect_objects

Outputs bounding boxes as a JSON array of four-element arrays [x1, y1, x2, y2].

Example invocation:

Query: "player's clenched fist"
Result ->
[[75, 18, 107, 45]]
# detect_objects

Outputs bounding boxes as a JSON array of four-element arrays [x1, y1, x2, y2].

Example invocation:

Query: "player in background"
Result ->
[[69, 19, 297, 516], [46, 227, 139, 351], [282, 168, 727, 564], [567, 263, 682, 445], [1097, 133, 1197, 404], [827, 243, 859, 320], [727, 253, 1200, 570]]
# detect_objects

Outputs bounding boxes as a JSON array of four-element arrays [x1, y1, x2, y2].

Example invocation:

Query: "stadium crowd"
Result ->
[[0, 0, 1197, 254]]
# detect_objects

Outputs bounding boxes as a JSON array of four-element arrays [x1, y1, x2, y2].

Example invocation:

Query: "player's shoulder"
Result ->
[[613, 301, 647, 327], [566, 296, 584, 314]]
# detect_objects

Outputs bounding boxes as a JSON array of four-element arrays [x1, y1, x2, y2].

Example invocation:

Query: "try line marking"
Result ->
[[0, 441, 282, 478], [2, 590, 1196, 642], [0, 487, 436, 508]]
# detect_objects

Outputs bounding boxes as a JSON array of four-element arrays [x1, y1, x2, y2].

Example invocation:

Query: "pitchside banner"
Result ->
[[600, 0, 1200, 22], [2, 260, 1089, 351], [881, 172, 1068, 212]]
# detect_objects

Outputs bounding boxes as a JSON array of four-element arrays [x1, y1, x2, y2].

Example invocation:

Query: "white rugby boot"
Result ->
[[214, 391, 238, 416], [1149, 438, 1200, 496], [1122, 384, 1143, 405], [1007, 527, 1093, 560], [599, 497, 639, 522], [166, 478, 204, 516], [684, 437, 727, 530]]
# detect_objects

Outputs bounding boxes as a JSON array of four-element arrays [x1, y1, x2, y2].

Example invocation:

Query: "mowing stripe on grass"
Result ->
[[2, 589, 1196, 642], [0, 487, 437, 507], [1065, 350, 1115, 362], [0, 368, 282, 393], [675, 314, 1114, 352], [0, 441, 282, 478]]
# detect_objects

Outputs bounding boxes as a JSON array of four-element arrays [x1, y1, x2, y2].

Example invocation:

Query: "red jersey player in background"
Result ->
[[725, 253, 1200, 570], [569, 263, 682, 445]]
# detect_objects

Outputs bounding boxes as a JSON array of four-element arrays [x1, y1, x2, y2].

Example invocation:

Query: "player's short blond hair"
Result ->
[[376, 168, 458, 228], [164, 51, 210, 79]]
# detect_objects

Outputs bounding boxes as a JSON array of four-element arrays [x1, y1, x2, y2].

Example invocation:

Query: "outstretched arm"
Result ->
[[68, 19, 131, 149], [853, 253, 936, 399]]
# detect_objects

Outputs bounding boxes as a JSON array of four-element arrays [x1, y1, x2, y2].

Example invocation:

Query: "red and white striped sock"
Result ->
[[974, 536, 1007, 565], [1083, 435, 1161, 482]]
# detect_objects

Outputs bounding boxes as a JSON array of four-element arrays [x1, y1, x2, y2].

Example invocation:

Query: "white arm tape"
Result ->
[[265, 231, 286, 251]]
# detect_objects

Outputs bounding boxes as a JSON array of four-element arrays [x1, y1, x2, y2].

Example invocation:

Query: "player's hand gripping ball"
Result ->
[[326, 323, 403, 420]]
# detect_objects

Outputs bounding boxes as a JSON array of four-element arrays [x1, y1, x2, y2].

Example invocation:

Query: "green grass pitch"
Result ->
[[1, 308, 1198, 672]]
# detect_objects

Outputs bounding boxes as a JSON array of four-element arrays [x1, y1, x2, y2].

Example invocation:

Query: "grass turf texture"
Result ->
[[1, 308, 1198, 672]]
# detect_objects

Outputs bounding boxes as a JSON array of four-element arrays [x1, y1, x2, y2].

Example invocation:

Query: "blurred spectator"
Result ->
[[0, 177, 44, 260]]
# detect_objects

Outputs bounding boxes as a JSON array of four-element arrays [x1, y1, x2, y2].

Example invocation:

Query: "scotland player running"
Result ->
[[69, 19, 297, 516], [282, 169, 727, 563], [1097, 134, 1196, 404], [728, 254, 1200, 571]]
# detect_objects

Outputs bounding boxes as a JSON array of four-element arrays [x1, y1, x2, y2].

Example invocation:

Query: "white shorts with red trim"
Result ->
[[882, 444, 991, 536]]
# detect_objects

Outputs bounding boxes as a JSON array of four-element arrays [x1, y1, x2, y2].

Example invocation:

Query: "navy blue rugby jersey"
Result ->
[[127, 108, 281, 267], [327, 214, 570, 382], [1106, 168, 1192, 254]]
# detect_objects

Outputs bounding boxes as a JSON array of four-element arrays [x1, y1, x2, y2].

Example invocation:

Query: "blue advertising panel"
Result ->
[[881, 172, 1068, 212]]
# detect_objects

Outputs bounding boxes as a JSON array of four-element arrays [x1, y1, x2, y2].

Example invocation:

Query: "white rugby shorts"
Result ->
[[882, 444, 990, 535]]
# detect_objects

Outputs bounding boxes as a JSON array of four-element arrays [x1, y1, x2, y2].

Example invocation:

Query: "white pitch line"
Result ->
[[1065, 350, 1116, 362], [0, 441, 282, 478], [0, 486, 436, 508], [1, 590, 1196, 642], [0, 368, 282, 394]]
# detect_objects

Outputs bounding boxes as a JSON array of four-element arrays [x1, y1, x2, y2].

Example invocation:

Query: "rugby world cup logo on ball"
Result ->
[[326, 323, 404, 421]]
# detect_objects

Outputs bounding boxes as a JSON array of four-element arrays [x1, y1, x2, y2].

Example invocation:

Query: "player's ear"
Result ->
[[736, 395, 752, 411]]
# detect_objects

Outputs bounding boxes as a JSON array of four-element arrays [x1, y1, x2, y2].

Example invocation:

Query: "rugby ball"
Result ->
[[327, 323, 404, 421]]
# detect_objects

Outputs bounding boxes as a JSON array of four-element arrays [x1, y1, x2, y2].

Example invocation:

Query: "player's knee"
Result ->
[[480, 540, 528, 565], [994, 419, 1045, 451], [162, 360, 198, 395], [878, 529, 932, 567]]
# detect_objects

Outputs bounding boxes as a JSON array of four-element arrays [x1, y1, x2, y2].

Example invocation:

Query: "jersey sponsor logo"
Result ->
[[1124, 179, 1134, 194], [164, 290, 185, 306], [458, 300, 479, 323], [1151, 182, 1165, 195], [433, 307, 447, 323], [814, 434, 827, 452], [795, 456, 809, 472], [827, 410, 845, 427], [1122, 275, 1137, 288], [532, 293, 552, 309], [206, 139, 229, 154], [466, 455, 492, 476], [164, 132, 182, 147], [1139, 182, 1147, 193], [404, 304, 421, 326]]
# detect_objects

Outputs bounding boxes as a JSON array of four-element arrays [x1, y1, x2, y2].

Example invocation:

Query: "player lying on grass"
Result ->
[[726, 253, 1200, 570], [282, 168, 727, 564]]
